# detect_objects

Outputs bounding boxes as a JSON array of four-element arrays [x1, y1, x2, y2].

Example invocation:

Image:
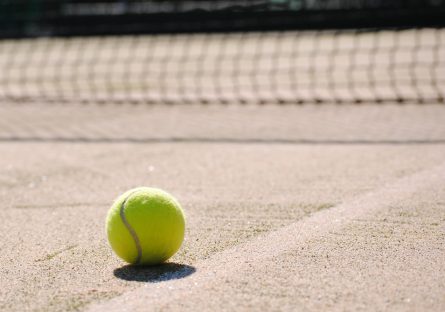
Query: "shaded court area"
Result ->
[[0, 103, 444, 311]]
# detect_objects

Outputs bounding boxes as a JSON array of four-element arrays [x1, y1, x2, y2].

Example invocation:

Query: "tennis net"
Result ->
[[0, 0, 444, 104]]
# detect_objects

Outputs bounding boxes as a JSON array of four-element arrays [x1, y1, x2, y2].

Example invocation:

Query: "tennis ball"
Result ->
[[106, 187, 185, 266]]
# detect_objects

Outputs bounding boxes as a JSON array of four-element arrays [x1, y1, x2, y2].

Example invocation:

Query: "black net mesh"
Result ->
[[0, 0, 444, 104]]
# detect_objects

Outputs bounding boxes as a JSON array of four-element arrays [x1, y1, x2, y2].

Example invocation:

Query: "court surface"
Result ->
[[0, 103, 444, 311]]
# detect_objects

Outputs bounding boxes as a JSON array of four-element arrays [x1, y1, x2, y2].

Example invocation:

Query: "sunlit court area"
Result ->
[[1, 1, 445, 311]]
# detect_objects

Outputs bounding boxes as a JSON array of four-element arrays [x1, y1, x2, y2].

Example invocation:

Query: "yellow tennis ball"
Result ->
[[106, 187, 185, 265]]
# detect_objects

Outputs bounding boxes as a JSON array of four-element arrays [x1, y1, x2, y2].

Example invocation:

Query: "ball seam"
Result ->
[[119, 192, 143, 265]]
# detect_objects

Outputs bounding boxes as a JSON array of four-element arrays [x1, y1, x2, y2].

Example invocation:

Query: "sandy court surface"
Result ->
[[0, 104, 444, 311]]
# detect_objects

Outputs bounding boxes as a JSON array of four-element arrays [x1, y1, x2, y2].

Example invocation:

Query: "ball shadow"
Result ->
[[113, 262, 196, 283]]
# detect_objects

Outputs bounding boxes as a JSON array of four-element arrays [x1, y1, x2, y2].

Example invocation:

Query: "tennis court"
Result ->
[[1, 1, 444, 311]]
